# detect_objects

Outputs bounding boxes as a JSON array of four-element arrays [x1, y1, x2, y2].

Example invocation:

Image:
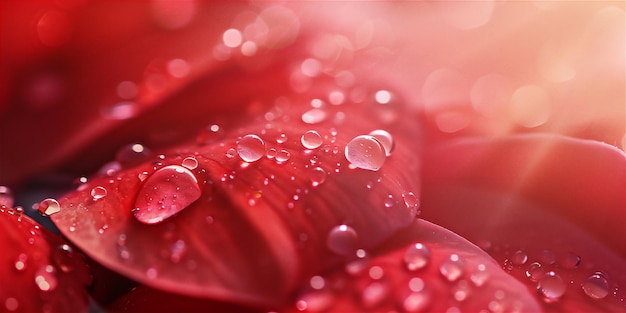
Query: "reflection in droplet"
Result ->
[[345, 135, 386, 171], [440, 254, 464, 282], [90, 186, 107, 201], [326, 224, 358, 256], [581, 273, 609, 299], [237, 134, 266, 162], [133, 165, 202, 224], [310, 167, 327, 187], [511, 250, 528, 266], [38, 198, 61, 216], [404, 243, 430, 271], [301, 130, 323, 149], [537, 271, 566, 302], [558, 251, 581, 269]]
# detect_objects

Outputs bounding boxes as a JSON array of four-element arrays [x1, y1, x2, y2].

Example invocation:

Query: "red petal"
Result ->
[[283, 219, 541, 312], [421, 134, 626, 311], [0, 206, 91, 313]]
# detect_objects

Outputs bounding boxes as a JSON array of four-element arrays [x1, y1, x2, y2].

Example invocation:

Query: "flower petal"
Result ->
[[0, 206, 91, 313]]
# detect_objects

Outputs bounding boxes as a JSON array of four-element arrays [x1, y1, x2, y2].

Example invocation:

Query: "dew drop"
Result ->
[[34, 265, 58, 291], [511, 250, 528, 266], [384, 194, 396, 208], [181, 156, 198, 170], [326, 224, 358, 256], [276, 133, 288, 144], [90, 186, 107, 201], [38, 198, 61, 216], [301, 130, 323, 149], [237, 134, 266, 162], [402, 192, 420, 217], [309, 275, 326, 290], [226, 148, 237, 158], [344, 135, 386, 171], [276, 149, 291, 163], [302, 108, 327, 124], [133, 165, 202, 224], [368, 130, 394, 156], [537, 271, 566, 302], [404, 243, 431, 271], [582, 273, 609, 299], [526, 262, 545, 282], [14, 254, 27, 271], [558, 251, 581, 269], [440, 254, 465, 282], [470, 264, 490, 287], [310, 167, 327, 187]]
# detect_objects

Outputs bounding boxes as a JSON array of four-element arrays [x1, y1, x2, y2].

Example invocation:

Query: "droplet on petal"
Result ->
[[181, 156, 198, 170], [38, 198, 61, 216], [90, 186, 107, 201], [581, 273, 609, 299], [440, 254, 465, 282], [310, 167, 327, 187], [368, 129, 394, 156], [537, 271, 566, 302], [511, 250, 528, 265], [133, 165, 202, 224], [301, 130, 323, 149], [404, 243, 431, 271], [237, 134, 266, 162], [345, 135, 386, 171], [526, 262, 545, 282], [326, 224, 358, 256]]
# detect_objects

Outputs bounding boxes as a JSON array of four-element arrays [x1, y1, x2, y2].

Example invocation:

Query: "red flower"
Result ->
[[1, 1, 624, 312]]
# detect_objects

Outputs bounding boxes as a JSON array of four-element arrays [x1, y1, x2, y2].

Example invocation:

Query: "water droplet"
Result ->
[[181, 156, 198, 170], [301, 130, 323, 149], [402, 192, 420, 216], [226, 147, 237, 158], [526, 262, 545, 282], [558, 251, 581, 269], [310, 167, 327, 187], [537, 271, 566, 302], [344, 135, 386, 171], [402, 291, 430, 312], [440, 254, 465, 282], [34, 265, 58, 291], [369, 266, 384, 280], [276, 149, 291, 163], [368, 130, 394, 156], [266, 147, 277, 159], [582, 273, 609, 299], [384, 194, 396, 208], [361, 281, 389, 309], [38, 198, 61, 216], [540, 249, 556, 265], [326, 224, 358, 256], [404, 243, 431, 271], [470, 264, 490, 287], [237, 134, 266, 162], [116, 143, 152, 166], [90, 186, 107, 201], [302, 108, 327, 124], [133, 165, 202, 224], [52, 244, 75, 273], [453, 280, 471, 302], [14, 254, 27, 271], [276, 133, 288, 144], [511, 250, 528, 265], [375, 90, 392, 104]]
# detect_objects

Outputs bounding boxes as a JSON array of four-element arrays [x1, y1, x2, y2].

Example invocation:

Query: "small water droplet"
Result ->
[[301, 130, 323, 149], [181, 156, 198, 170], [34, 265, 58, 291], [14, 254, 27, 271], [511, 250, 528, 265], [526, 262, 545, 282], [326, 224, 358, 256], [310, 167, 327, 187], [369, 266, 384, 280], [384, 194, 396, 208], [558, 251, 581, 269], [51, 244, 75, 273], [276, 133, 288, 144], [38, 198, 61, 216], [440, 254, 465, 282], [275, 149, 291, 163], [90, 186, 107, 201], [368, 130, 394, 156], [470, 264, 490, 287], [237, 134, 266, 162], [452, 280, 471, 302], [402, 192, 420, 217], [404, 243, 431, 271], [133, 165, 202, 224], [537, 271, 566, 302], [345, 135, 386, 171], [582, 273, 609, 299], [302, 108, 327, 124]]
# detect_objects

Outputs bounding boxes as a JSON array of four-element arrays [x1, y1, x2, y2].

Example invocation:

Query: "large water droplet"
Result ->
[[301, 130, 323, 149], [310, 167, 327, 187], [237, 134, 266, 162], [537, 271, 566, 302], [38, 198, 61, 216], [404, 243, 431, 271], [581, 273, 609, 299], [326, 224, 358, 256], [34, 265, 58, 291], [90, 186, 107, 201], [275, 149, 291, 163], [511, 250, 528, 265], [133, 165, 202, 224], [368, 130, 394, 156], [344, 135, 386, 171], [440, 254, 465, 282]]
